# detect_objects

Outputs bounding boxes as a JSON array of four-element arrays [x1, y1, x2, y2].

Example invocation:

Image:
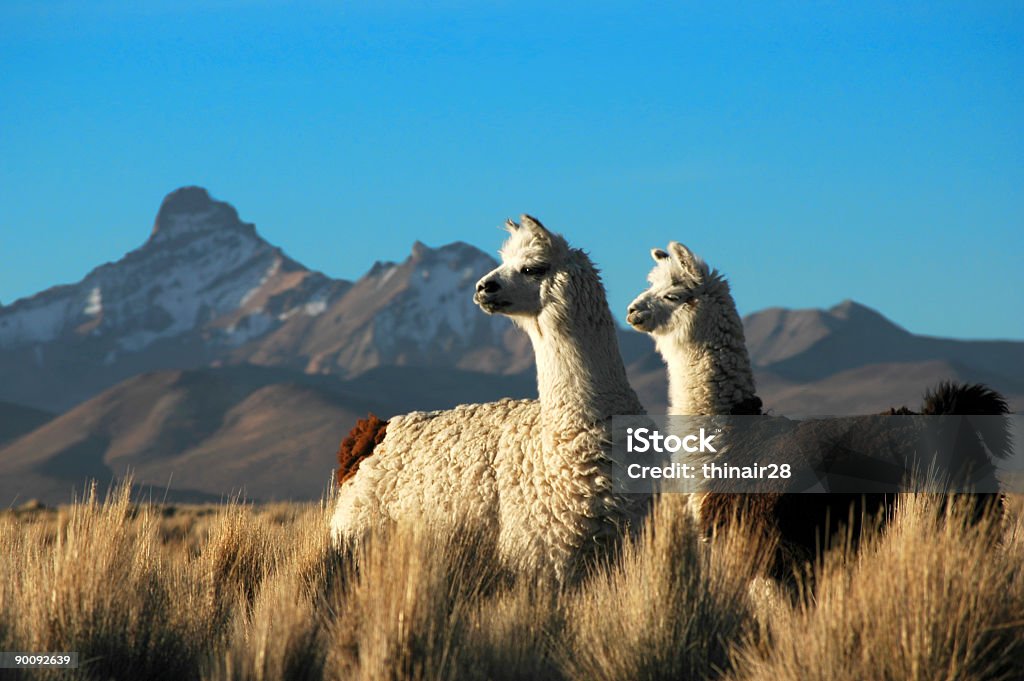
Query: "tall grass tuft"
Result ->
[[204, 502, 336, 681], [0, 481, 207, 681], [459, 578, 564, 681], [559, 494, 775, 681], [731, 494, 1024, 681], [325, 518, 513, 681], [191, 500, 282, 644]]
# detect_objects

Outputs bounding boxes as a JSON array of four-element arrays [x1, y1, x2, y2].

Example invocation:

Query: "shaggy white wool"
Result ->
[[330, 398, 538, 546], [331, 216, 647, 582], [627, 242, 760, 523], [629, 242, 757, 417]]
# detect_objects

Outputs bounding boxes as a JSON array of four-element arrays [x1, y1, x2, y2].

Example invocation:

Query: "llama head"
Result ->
[[474, 215, 575, 319], [626, 241, 729, 338]]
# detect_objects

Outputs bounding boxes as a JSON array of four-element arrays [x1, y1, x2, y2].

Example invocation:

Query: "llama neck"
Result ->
[[521, 270, 642, 424], [657, 295, 758, 416], [530, 319, 639, 422], [514, 258, 647, 574]]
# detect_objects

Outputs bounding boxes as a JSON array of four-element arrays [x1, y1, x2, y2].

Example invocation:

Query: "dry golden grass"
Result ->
[[1, 486, 1021, 681], [730, 495, 1024, 681], [559, 494, 774, 681]]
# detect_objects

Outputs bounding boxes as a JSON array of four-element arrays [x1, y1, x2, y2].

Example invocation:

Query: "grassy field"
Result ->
[[1, 486, 1022, 681]]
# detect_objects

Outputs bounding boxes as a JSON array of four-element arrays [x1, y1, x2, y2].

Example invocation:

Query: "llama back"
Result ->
[[330, 398, 536, 546]]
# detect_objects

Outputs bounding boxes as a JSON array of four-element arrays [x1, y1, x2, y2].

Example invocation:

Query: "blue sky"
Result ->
[[1, 1, 1021, 339]]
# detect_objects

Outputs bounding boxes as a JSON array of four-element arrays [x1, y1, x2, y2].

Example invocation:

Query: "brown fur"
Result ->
[[336, 414, 388, 487], [729, 394, 764, 416]]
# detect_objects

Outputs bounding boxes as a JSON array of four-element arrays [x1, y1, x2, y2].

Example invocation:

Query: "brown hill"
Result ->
[[3, 318, 1020, 505], [739, 300, 1024, 414], [752, 359, 1023, 416], [0, 361, 544, 505], [0, 366, 374, 504], [744, 300, 1024, 385]]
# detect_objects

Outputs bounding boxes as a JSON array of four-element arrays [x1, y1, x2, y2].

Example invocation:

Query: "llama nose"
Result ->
[[626, 305, 649, 327], [477, 279, 500, 294]]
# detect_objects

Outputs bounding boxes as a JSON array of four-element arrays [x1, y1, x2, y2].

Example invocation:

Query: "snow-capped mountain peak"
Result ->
[[0, 187, 325, 352], [0, 188, 358, 408], [375, 240, 504, 351], [292, 238, 519, 378], [0, 188, 525, 411]]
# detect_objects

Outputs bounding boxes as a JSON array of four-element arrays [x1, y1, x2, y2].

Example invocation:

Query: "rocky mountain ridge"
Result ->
[[0, 187, 521, 411]]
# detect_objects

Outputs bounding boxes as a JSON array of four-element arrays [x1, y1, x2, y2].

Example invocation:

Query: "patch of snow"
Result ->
[[278, 287, 330, 321], [84, 286, 102, 316], [376, 266, 398, 289], [373, 252, 505, 355], [0, 296, 73, 347], [304, 299, 327, 316], [240, 258, 281, 306]]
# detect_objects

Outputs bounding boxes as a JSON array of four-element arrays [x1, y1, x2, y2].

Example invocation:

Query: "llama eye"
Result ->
[[664, 293, 681, 302], [521, 265, 549, 277]]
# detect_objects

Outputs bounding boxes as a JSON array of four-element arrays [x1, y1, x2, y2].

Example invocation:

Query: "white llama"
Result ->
[[626, 242, 1009, 573], [625, 242, 765, 537], [626, 242, 760, 417], [330, 216, 647, 582]]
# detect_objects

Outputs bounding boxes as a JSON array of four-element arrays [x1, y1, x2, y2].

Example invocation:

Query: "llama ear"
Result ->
[[519, 214, 549, 237], [651, 248, 669, 262], [504, 218, 518, 232], [668, 242, 705, 280]]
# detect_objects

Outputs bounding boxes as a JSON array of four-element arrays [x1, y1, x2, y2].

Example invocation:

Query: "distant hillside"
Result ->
[[745, 300, 1024, 384], [739, 300, 1024, 414], [0, 363, 539, 505]]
